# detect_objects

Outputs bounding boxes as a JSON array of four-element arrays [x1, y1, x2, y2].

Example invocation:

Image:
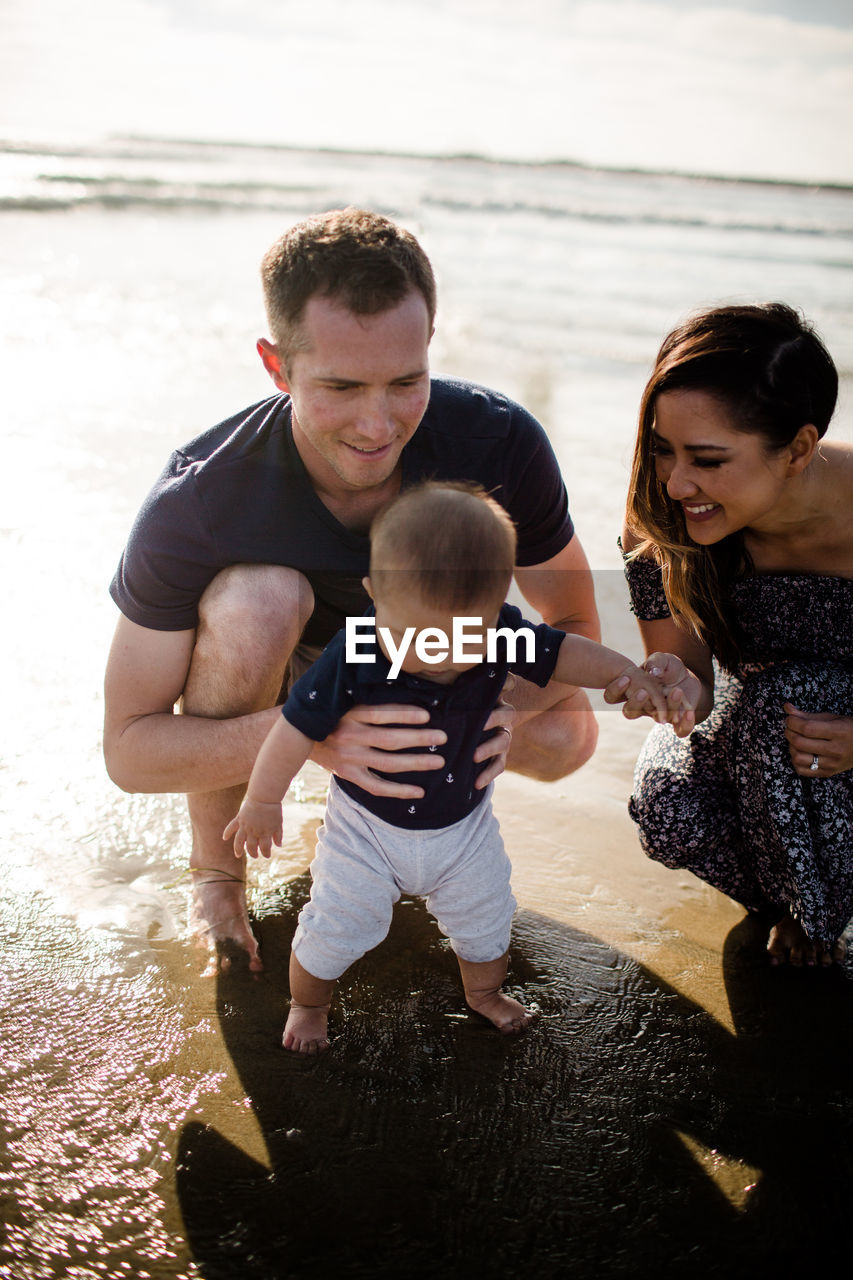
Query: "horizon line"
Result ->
[[1, 130, 851, 195]]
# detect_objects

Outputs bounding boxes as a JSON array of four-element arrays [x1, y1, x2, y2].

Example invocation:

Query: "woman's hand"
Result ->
[[604, 663, 669, 725], [608, 651, 699, 738], [784, 703, 853, 778]]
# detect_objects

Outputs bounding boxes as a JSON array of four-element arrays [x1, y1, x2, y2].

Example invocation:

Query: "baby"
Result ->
[[224, 482, 670, 1053]]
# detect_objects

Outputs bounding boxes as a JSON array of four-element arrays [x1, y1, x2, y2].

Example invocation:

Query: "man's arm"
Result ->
[[103, 615, 280, 794], [501, 535, 601, 780], [513, 535, 601, 641]]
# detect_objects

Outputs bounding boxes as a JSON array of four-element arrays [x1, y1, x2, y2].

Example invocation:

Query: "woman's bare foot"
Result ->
[[767, 912, 846, 968], [283, 1003, 330, 1054], [465, 990, 535, 1035], [190, 872, 263, 976]]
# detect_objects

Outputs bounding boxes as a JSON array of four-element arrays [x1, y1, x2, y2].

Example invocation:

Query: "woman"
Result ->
[[618, 302, 853, 966]]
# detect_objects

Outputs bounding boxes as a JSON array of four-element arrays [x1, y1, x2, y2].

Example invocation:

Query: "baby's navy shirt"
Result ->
[[283, 602, 565, 829]]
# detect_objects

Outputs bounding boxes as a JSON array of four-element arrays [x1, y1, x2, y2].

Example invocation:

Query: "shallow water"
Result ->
[[5, 821, 852, 1278], [2, 148, 853, 1276]]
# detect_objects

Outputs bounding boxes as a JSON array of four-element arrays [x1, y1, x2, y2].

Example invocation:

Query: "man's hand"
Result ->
[[784, 703, 853, 778], [311, 703, 447, 798], [473, 700, 515, 788]]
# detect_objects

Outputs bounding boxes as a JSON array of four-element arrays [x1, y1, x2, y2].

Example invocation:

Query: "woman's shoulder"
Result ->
[[619, 523, 655, 560], [619, 527, 671, 620], [820, 439, 853, 500]]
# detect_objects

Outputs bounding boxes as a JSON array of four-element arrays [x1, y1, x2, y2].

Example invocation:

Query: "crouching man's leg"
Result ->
[[502, 677, 599, 783], [184, 564, 314, 974]]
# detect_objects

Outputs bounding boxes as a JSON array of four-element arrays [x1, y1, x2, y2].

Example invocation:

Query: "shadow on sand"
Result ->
[[176, 879, 853, 1279]]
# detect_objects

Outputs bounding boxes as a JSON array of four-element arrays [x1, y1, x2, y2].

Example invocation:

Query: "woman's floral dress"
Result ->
[[625, 555, 853, 944]]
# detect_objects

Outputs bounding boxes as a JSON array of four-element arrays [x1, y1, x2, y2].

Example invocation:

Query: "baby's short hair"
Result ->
[[369, 482, 516, 610]]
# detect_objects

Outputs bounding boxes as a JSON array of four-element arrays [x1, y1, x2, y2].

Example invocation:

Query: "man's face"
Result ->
[[261, 291, 432, 498]]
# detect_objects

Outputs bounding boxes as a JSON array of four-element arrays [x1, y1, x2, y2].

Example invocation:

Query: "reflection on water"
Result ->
[[0, 886, 208, 1279]]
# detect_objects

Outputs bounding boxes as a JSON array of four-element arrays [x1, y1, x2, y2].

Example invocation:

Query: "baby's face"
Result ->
[[372, 585, 501, 684]]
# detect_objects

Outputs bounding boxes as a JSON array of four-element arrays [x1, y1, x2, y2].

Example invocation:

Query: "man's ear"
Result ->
[[257, 338, 289, 392], [362, 576, 375, 601], [786, 423, 819, 476]]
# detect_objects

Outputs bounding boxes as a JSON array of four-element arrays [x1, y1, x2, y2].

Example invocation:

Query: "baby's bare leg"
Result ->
[[457, 953, 534, 1035], [285, 954, 334, 1054]]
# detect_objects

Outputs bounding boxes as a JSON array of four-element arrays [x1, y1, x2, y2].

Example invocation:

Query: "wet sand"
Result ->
[[167, 734, 853, 1280], [5, 715, 852, 1278]]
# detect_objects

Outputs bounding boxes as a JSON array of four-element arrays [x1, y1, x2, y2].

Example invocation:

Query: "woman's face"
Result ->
[[651, 389, 791, 544]]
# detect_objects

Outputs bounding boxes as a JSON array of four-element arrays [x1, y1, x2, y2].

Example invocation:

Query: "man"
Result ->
[[104, 208, 600, 973]]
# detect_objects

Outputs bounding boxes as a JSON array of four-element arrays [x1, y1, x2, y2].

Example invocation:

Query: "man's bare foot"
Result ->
[[283, 1002, 330, 1054], [190, 872, 263, 976], [465, 990, 535, 1035], [767, 912, 846, 968]]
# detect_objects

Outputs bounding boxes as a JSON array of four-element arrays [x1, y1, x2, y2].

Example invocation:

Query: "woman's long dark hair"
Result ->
[[625, 302, 838, 670]]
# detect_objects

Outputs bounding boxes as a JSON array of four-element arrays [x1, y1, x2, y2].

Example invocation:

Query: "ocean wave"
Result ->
[[1, 136, 851, 238]]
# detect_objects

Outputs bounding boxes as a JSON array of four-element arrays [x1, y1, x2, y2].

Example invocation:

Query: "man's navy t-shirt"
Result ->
[[110, 376, 574, 646]]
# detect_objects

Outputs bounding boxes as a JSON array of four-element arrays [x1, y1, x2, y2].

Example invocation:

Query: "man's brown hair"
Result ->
[[369, 482, 516, 612], [261, 208, 437, 363]]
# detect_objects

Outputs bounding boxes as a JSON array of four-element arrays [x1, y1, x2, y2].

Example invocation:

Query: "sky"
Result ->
[[1, 0, 852, 182]]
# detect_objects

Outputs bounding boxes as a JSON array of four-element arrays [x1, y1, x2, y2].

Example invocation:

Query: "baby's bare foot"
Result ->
[[190, 873, 263, 976], [466, 990, 535, 1035], [767, 912, 846, 968], [283, 1002, 330, 1054]]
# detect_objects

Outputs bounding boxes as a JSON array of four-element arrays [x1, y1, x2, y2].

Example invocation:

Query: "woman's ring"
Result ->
[[497, 725, 512, 740], [810, 755, 820, 772]]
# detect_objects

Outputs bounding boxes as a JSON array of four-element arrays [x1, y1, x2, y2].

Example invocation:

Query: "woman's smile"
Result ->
[[681, 500, 722, 523]]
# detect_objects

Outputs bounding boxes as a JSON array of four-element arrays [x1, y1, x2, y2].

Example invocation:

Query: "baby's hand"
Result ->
[[605, 663, 669, 724], [222, 799, 283, 859]]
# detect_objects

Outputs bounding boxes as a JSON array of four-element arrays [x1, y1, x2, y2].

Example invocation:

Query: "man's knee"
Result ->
[[197, 564, 314, 660], [186, 565, 315, 715], [510, 691, 599, 782], [200, 564, 314, 634]]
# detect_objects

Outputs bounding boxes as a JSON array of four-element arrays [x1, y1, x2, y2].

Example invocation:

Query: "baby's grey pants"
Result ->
[[292, 777, 516, 980]]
